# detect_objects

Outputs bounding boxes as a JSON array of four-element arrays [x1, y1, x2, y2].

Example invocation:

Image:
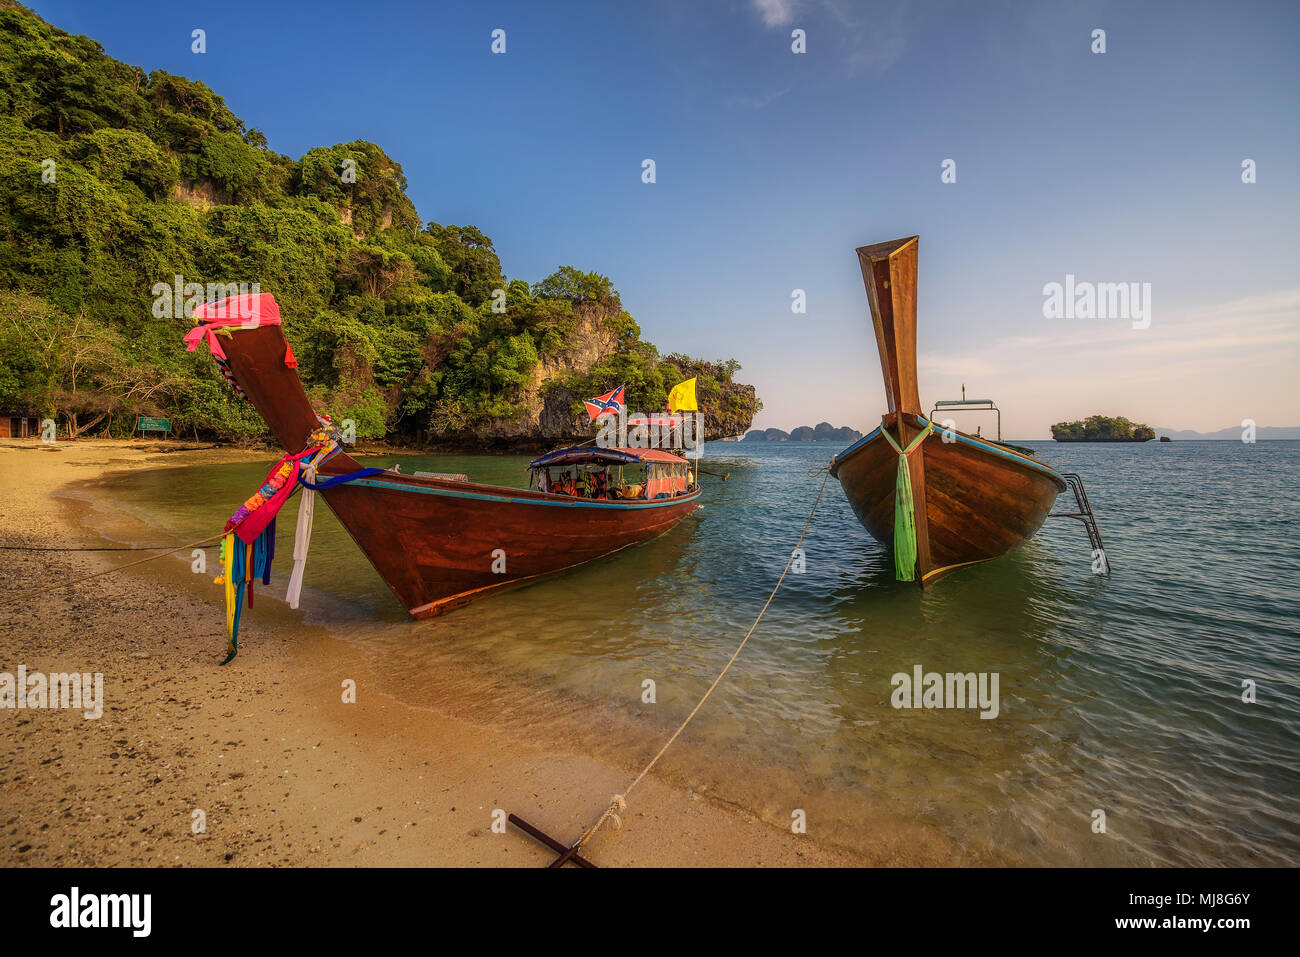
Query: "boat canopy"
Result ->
[[527, 446, 688, 469]]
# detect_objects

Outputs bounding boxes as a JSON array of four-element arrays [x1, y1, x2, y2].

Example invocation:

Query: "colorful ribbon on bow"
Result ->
[[213, 446, 317, 664], [211, 431, 389, 663]]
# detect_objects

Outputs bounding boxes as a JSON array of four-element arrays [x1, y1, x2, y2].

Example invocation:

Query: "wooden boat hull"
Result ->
[[831, 413, 1065, 586], [321, 477, 700, 618], [210, 323, 701, 617]]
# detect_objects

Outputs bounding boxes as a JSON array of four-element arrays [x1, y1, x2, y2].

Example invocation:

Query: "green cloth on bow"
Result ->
[[880, 420, 933, 581]]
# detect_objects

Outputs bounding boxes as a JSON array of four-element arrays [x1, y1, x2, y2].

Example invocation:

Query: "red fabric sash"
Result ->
[[184, 293, 294, 366]]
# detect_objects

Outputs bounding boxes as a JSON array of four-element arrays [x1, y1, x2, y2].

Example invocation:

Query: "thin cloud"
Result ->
[[751, 0, 796, 27], [927, 306, 1300, 372], [825, 0, 910, 73], [908, 288, 1300, 434], [722, 86, 792, 110], [918, 354, 1002, 377], [749, 0, 911, 74]]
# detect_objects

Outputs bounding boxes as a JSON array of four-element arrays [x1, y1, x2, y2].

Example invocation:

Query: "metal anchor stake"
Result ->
[[506, 813, 598, 868]]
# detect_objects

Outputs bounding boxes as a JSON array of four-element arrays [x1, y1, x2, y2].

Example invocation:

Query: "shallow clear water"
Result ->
[[99, 439, 1300, 865]]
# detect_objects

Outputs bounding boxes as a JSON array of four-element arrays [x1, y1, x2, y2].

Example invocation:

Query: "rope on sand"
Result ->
[[568, 464, 834, 854], [0, 533, 226, 607], [0, 543, 196, 551]]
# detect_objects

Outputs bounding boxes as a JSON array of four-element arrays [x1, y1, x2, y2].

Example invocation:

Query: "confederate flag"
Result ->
[[584, 384, 626, 421]]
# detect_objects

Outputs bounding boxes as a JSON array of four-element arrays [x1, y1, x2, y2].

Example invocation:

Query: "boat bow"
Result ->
[[833, 237, 1065, 586]]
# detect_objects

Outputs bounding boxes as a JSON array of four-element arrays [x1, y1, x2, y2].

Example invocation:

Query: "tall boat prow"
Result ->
[[830, 236, 1084, 586], [860, 236, 923, 418]]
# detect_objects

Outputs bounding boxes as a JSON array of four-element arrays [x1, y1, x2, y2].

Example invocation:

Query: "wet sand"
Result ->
[[0, 439, 870, 867]]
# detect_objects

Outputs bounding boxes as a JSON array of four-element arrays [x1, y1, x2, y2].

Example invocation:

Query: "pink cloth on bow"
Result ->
[[184, 293, 283, 361]]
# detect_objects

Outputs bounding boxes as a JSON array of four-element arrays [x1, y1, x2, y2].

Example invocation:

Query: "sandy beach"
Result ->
[[0, 439, 873, 867]]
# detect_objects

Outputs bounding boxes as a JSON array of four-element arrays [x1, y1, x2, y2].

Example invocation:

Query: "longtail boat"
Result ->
[[185, 294, 701, 643], [829, 237, 1070, 586]]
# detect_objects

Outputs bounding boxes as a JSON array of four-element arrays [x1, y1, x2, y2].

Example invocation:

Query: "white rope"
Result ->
[[285, 462, 316, 609], [571, 465, 833, 851]]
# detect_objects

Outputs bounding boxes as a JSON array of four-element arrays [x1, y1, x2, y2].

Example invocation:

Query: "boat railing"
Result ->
[[930, 399, 1001, 441]]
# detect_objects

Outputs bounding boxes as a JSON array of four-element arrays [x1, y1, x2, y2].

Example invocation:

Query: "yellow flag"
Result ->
[[666, 377, 698, 412]]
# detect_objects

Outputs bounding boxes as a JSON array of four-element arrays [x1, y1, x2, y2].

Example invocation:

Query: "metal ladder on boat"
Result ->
[[1049, 473, 1110, 573]]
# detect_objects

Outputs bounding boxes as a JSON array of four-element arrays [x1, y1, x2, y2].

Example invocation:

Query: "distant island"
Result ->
[[744, 423, 864, 443], [1156, 425, 1300, 440], [1051, 416, 1155, 442]]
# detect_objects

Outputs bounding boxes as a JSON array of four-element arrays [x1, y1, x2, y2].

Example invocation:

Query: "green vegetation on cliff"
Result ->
[[1051, 416, 1155, 442], [0, 2, 759, 444]]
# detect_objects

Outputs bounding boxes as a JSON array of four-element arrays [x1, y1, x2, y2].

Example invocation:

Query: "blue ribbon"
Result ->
[[296, 468, 387, 490]]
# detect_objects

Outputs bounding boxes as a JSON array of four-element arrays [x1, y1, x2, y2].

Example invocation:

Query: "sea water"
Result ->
[[97, 439, 1300, 865]]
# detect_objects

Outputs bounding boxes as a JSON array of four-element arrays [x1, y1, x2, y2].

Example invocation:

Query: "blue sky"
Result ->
[[31, 0, 1300, 436]]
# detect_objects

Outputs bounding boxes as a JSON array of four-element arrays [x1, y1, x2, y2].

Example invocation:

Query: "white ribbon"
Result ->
[[286, 463, 316, 609]]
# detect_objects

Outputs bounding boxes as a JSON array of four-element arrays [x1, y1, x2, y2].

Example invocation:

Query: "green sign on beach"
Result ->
[[136, 416, 171, 433]]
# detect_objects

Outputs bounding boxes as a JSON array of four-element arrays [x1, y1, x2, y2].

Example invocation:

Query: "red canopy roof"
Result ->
[[527, 445, 690, 469], [611, 447, 690, 463]]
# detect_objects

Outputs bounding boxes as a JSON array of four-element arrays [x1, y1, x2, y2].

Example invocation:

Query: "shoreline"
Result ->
[[0, 439, 889, 867], [38, 435, 624, 457]]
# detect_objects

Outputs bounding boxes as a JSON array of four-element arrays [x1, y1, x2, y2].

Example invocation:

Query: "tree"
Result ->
[[532, 266, 618, 304], [423, 223, 504, 305], [338, 246, 416, 298]]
